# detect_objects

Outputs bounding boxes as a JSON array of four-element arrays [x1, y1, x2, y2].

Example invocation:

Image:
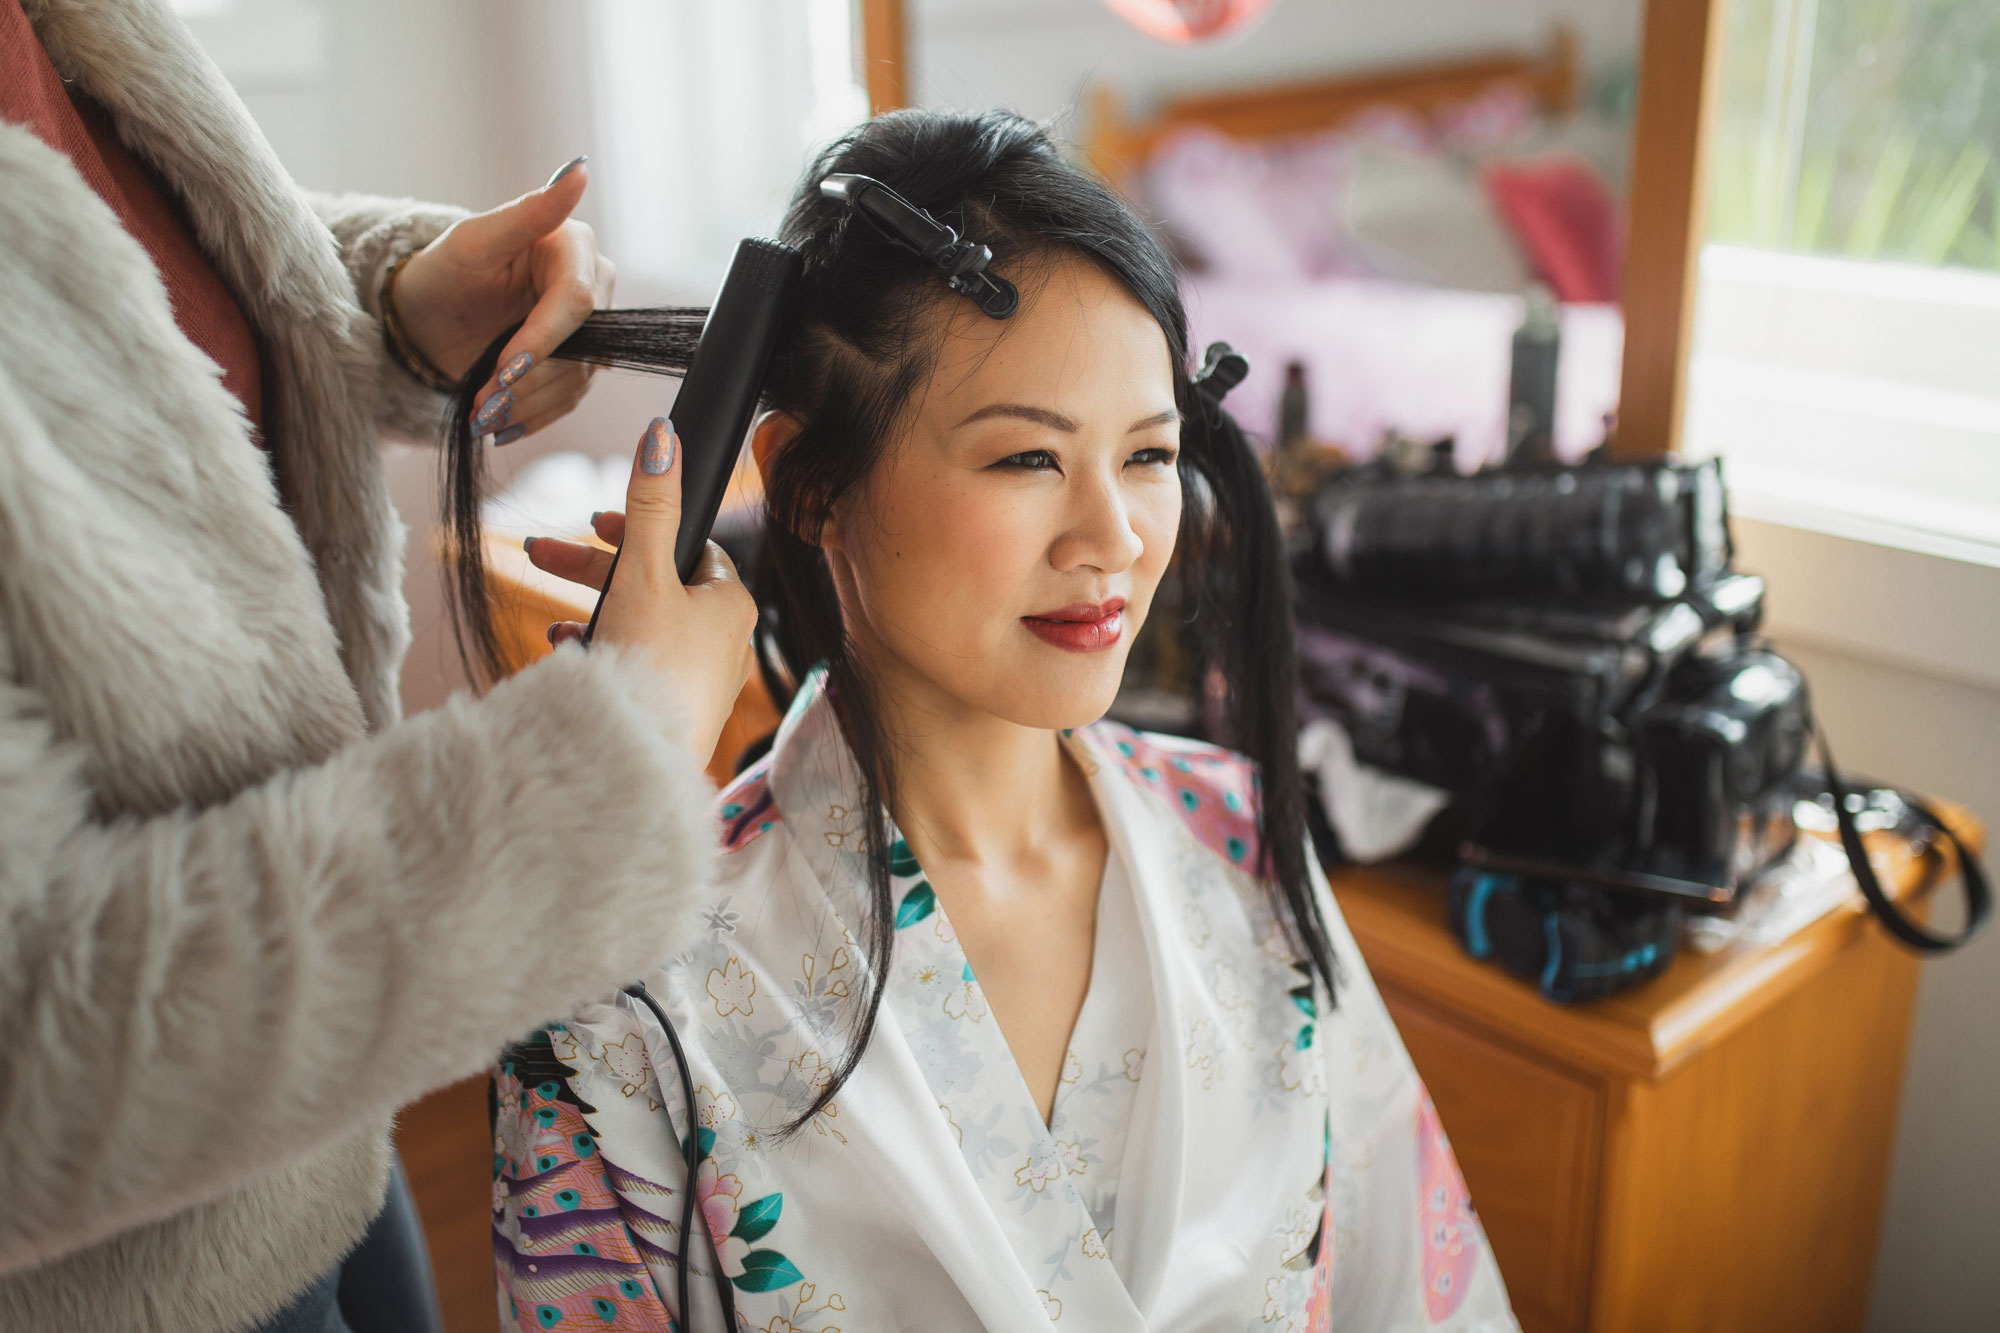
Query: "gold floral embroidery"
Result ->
[[800, 947, 852, 1000], [1055, 1139, 1088, 1175], [823, 802, 857, 850], [942, 980, 988, 1022], [1186, 1019, 1219, 1090], [1060, 1049, 1082, 1085], [1123, 1047, 1146, 1082], [1279, 1201, 1320, 1268], [765, 1280, 849, 1333], [1261, 1273, 1292, 1325], [707, 955, 758, 1017], [696, 1083, 738, 1127], [1014, 1149, 1063, 1193], [789, 1049, 834, 1095], [547, 1026, 581, 1065], [1210, 959, 1249, 1010], [1081, 1226, 1109, 1261], [1038, 1289, 1064, 1320], [938, 1103, 962, 1145], [595, 1033, 650, 1097], [807, 1099, 847, 1143]]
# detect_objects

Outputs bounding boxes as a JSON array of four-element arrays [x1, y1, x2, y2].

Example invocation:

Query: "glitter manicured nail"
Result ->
[[640, 417, 676, 475], [495, 424, 527, 446], [545, 155, 588, 189], [523, 536, 540, 554], [472, 389, 513, 434], [497, 351, 534, 389]]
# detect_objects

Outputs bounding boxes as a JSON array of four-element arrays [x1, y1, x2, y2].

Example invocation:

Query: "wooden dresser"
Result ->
[[1328, 822, 1976, 1333]]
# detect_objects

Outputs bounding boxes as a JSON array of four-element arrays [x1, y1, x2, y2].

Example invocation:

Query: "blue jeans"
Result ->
[[254, 1267, 349, 1333], [250, 1155, 440, 1333]]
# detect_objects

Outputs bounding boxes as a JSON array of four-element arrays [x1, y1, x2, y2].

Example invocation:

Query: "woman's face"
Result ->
[[822, 256, 1182, 732]]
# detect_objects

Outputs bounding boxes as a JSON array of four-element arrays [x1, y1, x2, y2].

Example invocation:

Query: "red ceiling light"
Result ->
[[1102, 0, 1275, 44]]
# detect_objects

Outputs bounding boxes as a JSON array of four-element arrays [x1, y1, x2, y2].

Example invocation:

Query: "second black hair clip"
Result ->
[[819, 173, 1020, 319], [1192, 342, 1250, 424]]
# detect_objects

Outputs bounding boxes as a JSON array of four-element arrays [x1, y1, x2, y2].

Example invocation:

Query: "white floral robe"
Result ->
[[490, 670, 1515, 1332]]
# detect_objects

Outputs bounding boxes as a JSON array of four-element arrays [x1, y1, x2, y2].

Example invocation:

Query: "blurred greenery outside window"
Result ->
[[1687, 0, 2000, 563], [1709, 0, 1997, 268]]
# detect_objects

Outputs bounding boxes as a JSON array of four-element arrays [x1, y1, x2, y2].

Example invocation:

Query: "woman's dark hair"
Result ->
[[443, 109, 1337, 1133]]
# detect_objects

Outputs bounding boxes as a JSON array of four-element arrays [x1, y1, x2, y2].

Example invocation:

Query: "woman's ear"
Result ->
[[752, 409, 846, 550], [750, 410, 805, 491]]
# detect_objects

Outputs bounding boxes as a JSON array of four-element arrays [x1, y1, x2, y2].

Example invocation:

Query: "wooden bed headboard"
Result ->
[[1083, 25, 1578, 191]]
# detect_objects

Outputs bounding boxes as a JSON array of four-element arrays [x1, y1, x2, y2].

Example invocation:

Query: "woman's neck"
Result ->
[[858, 655, 1098, 875]]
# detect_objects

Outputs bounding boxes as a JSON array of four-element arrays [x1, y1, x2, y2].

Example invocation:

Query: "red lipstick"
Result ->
[[1021, 597, 1126, 653]]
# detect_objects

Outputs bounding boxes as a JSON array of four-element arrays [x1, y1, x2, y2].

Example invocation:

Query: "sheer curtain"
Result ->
[[586, 0, 868, 298]]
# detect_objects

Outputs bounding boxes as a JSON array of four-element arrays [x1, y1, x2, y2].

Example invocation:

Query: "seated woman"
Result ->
[[476, 110, 1514, 1332]]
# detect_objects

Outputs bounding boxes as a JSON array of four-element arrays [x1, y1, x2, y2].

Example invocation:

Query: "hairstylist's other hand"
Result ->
[[525, 419, 756, 763], [395, 156, 614, 445]]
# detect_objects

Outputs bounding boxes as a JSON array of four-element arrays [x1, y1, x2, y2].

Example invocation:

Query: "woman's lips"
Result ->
[[1021, 598, 1127, 653]]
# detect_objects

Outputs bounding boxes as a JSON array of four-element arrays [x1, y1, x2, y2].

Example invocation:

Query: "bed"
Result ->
[[1081, 26, 1629, 467]]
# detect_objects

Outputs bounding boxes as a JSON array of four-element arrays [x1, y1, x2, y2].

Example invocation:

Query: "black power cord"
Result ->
[[623, 982, 739, 1329]]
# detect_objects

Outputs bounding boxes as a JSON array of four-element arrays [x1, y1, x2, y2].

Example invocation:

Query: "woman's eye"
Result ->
[[999, 449, 1061, 471], [1129, 447, 1179, 467]]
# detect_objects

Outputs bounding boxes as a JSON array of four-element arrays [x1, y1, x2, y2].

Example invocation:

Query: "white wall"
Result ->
[[1732, 519, 2000, 1333], [910, 0, 1641, 125]]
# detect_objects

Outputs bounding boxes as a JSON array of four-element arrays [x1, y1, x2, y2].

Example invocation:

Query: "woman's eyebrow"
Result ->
[[955, 403, 1077, 431], [954, 404, 1183, 432]]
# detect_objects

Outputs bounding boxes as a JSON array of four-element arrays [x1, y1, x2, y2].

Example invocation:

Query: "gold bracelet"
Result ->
[[379, 249, 462, 393]]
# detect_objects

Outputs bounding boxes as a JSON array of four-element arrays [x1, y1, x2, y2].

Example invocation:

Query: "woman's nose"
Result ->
[[1051, 469, 1145, 574]]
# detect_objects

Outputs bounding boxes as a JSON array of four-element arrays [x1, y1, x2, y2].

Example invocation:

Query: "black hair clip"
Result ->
[[819, 173, 1020, 319], [1191, 342, 1249, 422]]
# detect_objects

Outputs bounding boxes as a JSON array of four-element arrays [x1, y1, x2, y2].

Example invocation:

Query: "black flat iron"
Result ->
[[583, 238, 804, 636]]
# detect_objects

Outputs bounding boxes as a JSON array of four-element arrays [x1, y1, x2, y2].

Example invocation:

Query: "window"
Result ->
[[1684, 0, 2000, 564], [588, 0, 868, 294]]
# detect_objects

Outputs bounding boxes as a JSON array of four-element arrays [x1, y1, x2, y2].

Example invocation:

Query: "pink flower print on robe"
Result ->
[[696, 1155, 751, 1278], [1416, 1088, 1484, 1322]]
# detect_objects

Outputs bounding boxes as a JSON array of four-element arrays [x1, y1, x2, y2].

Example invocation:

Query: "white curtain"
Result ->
[[587, 0, 869, 298]]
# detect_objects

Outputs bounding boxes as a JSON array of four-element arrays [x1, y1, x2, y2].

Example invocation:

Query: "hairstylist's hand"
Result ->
[[394, 156, 614, 445], [525, 419, 757, 762]]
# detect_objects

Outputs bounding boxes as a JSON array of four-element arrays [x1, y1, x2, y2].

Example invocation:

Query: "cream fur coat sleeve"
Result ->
[[0, 2, 722, 1328]]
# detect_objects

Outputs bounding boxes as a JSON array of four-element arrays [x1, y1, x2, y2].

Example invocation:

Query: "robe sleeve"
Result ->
[[491, 1026, 683, 1333], [1305, 852, 1519, 1332]]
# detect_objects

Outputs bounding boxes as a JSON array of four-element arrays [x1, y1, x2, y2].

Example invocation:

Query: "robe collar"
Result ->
[[759, 668, 1211, 1322]]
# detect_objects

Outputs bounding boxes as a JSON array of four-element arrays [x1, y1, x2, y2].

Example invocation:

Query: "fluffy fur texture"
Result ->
[[0, 2, 720, 1328]]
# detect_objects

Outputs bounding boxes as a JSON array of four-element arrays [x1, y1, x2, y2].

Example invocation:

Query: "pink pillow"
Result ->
[[1483, 155, 1624, 303]]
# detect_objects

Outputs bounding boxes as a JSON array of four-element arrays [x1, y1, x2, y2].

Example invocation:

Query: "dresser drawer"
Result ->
[[1382, 988, 1604, 1333]]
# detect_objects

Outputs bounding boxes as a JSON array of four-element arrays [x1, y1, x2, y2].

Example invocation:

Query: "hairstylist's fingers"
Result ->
[[523, 535, 615, 591], [618, 417, 683, 585], [590, 510, 626, 546], [464, 160, 603, 415], [489, 361, 594, 443], [454, 156, 588, 261], [476, 221, 602, 409]]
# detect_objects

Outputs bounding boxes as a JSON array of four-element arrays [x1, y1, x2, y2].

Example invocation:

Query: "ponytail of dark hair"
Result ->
[[1180, 402, 1330, 997], [440, 109, 1338, 1138]]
